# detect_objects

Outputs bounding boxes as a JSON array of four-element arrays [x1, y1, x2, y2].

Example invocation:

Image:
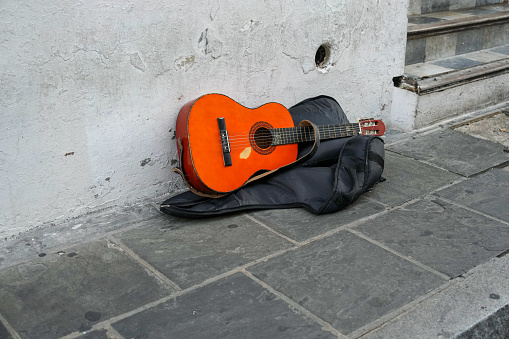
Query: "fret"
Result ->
[[272, 128, 279, 145], [267, 120, 382, 146]]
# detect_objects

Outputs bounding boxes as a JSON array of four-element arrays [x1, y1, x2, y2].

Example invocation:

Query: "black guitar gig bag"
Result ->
[[160, 95, 385, 218]]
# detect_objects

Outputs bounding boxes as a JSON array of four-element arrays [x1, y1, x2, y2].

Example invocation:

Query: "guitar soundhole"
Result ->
[[254, 128, 272, 149], [249, 121, 276, 155]]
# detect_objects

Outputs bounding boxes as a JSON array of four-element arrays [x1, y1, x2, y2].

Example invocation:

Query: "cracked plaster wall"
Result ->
[[0, 0, 408, 239]]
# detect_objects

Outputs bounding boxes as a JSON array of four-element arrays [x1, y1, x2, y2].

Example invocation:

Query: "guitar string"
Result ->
[[224, 124, 362, 137], [223, 126, 365, 146], [224, 131, 361, 143], [224, 130, 371, 148], [223, 125, 363, 141], [225, 134, 362, 147], [219, 127, 369, 150]]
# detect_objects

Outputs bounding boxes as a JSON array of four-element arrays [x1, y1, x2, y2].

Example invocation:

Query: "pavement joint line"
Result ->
[[103, 325, 124, 339], [106, 235, 183, 292], [68, 325, 125, 339], [467, 161, 509, 178], [297, 209, 391, 247], [354, 279, 459, 339], [428, 176, 471, 194], [361, 194, 391, 209], [370, 195, 426, 213], [387, 149, 467, 177], [0, 313, 22, 339], [241, 269, 347, 339], [435, 196, 509, 227], [243, 213, 301, 245], [347, 228, 451, 281], [492, 159, 509, 171], [497, 248, 509, 258]]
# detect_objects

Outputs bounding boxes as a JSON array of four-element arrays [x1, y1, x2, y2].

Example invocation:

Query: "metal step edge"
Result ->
[[408, 10, 509, 40], [397, 58, 509, 94]]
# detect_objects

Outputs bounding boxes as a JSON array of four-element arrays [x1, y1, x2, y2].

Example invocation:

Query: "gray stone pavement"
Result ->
[[1, 112, 509, 339]]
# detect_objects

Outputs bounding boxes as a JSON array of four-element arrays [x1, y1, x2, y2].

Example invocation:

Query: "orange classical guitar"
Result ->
[[174, 94, 385, 196]]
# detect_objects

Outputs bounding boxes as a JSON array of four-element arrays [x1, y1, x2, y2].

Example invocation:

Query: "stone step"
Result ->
[[409, 0, 506, 16], [406, 3, 509, 65], [404, 45, 509, 86], [392, 46, 509, 130]]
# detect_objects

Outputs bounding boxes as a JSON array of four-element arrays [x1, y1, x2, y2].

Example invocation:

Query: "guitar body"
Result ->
[[176, 94, 298, 195]]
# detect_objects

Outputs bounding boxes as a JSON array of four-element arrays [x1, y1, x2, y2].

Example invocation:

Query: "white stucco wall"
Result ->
[[0, 0, 408, 239]]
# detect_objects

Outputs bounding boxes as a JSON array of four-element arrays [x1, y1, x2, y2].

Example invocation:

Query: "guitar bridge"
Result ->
[[217, 117, 232, 167]]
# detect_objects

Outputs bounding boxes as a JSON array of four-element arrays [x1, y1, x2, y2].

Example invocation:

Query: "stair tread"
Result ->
[[408, 3, 509, 36], [405, 45, 509, 79], [400, 45, 509, 94], [409, 3, 509, 25]]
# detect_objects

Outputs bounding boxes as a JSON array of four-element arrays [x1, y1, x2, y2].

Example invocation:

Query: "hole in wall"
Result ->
[[392, 76, 403, 87], [315, 44, 332, 70]]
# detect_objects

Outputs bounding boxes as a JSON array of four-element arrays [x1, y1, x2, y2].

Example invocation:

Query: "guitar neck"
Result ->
[[271, 123, 360, 146]]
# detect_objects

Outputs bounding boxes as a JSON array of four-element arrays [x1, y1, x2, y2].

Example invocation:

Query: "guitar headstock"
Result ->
[[358, 118, 386, 136]]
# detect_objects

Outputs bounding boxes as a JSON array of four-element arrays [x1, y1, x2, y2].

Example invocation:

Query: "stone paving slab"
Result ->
[[363, 255, 509, 339], [436, 168, 509, 222], [366, 151, 462, 207], [387, 129, 509, 177], [117, 214, 294, 289], [0, 203, 160, 271], [247, 230, 446, 336], [356, 197, 509, 278], [455, 112, 509, 148], [0, 240, 174, 339], [111, 273, 336, 339], [247, 197, 385, 242]]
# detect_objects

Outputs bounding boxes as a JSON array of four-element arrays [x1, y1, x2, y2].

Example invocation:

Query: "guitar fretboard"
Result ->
[[270, 124, 360, 146]]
